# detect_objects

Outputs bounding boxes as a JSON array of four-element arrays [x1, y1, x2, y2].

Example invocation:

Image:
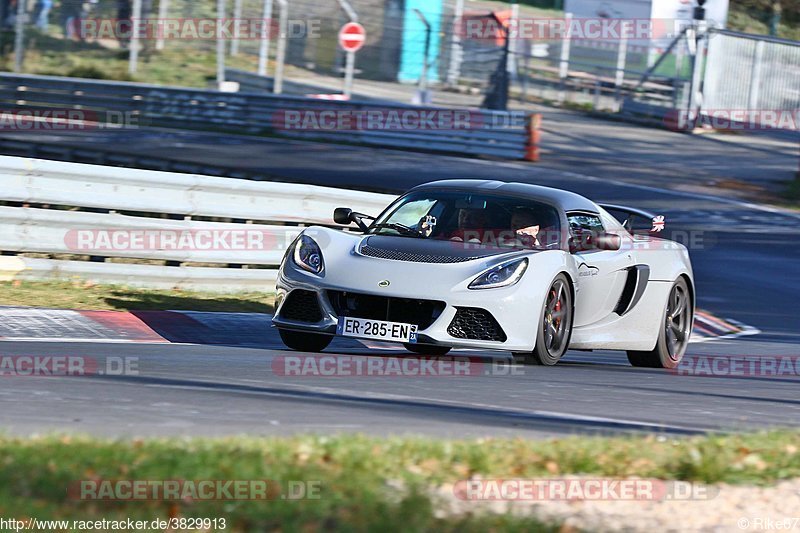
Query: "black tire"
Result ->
[[403, 343, 452, 356], [627, 277, 693, 369], [278, 329, 332, 352], [514, 273, 573, 366]]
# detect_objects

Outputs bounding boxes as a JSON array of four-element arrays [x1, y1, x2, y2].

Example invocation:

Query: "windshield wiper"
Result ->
[[371, 222, 425, 238]]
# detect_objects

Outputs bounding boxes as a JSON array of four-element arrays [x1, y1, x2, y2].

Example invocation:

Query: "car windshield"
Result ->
[[369, 190, 562, 250]]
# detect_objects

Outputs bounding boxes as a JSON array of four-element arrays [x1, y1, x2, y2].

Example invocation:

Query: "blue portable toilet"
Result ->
[[397, 0, 443, 84]]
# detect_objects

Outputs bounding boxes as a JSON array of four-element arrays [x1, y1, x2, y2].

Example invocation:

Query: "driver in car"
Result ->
[[449, 209, 490, 243], [507, 208, 541, 248]]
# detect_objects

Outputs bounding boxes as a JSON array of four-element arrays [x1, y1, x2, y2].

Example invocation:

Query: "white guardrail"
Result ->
[[0, 156, 394, 292]]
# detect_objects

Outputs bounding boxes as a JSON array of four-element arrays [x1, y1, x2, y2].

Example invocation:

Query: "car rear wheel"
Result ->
[[278, 329, 332, 352], [403, 343, 452, 356], [627, 277, 692, 369], [514, 274, 573, 366]]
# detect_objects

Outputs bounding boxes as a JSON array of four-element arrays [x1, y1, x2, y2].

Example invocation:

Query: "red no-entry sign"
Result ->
[[338, 22, 366, 53]]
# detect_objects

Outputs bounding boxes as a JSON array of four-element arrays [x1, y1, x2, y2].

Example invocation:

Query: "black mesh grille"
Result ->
[[360, 244, 492, 264], [280, 290, 323, 323], [327, 291, 445, 330], [448, 308, 507, 342]]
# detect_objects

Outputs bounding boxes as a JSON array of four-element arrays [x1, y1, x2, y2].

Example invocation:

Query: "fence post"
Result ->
[[231, 0, 244, 56], [273, 0, 288, 93], [614, 34, 627, 89], [13, 0, 25, 72], [129, 0, 143, 74], [747, 40, 765, 110], [156, 0, 170, 50], [525, 113, 541, 162], [258, 0, 274, 76], [686, 23, 707, 131], [446, 0, 464, 87], [216, 0, 227, 84], [557, 13, 572, 104]]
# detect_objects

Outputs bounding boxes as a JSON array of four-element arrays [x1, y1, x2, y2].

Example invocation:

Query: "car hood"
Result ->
[[358, 235, 519, 263]]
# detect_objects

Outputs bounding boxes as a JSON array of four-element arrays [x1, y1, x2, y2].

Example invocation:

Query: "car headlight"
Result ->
[[469, 258, 528, 289], [293, 235, 324, 274]]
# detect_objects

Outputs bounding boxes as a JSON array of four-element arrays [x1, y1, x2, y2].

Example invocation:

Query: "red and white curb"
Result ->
[[690, 310, 761, 343]]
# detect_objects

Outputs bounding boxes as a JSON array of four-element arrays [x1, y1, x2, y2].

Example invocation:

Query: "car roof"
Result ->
[[410, 180, 599, 214]]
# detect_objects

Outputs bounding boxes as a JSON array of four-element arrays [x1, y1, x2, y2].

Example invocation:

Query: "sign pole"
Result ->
[[335, 0, 360, 97], [343, 51, 355, 97]]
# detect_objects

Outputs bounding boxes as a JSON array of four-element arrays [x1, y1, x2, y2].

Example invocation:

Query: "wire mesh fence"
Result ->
[[0, 0, 796, 131], [703, 29, 800, 115]]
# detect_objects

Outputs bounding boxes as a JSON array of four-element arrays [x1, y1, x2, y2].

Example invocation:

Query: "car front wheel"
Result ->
[[514, 273, 573, 366]]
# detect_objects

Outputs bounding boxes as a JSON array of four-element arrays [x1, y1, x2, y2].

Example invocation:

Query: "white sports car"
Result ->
[[273, 180, 694, 368]]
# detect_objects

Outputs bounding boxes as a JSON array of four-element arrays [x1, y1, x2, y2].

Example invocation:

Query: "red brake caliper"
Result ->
[[553, 296, 562, 329]]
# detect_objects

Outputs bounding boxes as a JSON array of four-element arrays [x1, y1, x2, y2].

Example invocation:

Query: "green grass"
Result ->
[[0, 280, 274, 313], [2, 27, 263, 87], [0, 431, 799, 531], [728, 7, 800, 41]]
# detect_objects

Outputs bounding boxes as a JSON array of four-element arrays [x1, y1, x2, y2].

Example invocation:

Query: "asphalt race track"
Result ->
[[1, 125, 799, 439]]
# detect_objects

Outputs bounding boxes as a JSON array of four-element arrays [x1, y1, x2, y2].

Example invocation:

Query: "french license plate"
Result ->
[[336, 317, 418, 343]]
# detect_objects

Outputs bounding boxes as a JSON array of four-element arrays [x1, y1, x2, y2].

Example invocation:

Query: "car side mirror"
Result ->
[[333, 207, 353, 225], [333, 207, 371, 232]]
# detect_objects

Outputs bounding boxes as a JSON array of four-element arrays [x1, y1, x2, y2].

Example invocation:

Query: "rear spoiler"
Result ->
[[598, 204, 658, 233]]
